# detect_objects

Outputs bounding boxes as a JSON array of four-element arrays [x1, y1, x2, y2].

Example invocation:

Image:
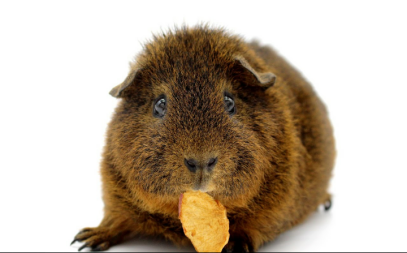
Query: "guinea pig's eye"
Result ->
[[224, 92, 236, 116], [153, 95, 166, 118]]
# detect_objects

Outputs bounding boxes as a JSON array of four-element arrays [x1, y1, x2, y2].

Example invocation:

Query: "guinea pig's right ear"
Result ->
[[233, 56, 276, 90], [109, 68, 141, 98]]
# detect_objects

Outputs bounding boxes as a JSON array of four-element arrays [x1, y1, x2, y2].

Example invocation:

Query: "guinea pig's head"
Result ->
[[108, 27, 278, 208]]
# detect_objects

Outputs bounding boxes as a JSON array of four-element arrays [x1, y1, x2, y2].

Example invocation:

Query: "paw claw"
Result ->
[[78, 243, 89, 252], [71, 227, 115, 252]]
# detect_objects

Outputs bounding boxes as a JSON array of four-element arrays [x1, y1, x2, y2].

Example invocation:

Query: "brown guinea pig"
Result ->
[[71, 25, 335, 252]]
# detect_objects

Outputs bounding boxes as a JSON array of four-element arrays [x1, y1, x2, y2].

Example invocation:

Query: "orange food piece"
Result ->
[[179, 191, 230, 252]]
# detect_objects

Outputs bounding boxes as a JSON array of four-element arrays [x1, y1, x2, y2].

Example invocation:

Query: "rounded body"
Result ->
[[72, 27, 335, 252]]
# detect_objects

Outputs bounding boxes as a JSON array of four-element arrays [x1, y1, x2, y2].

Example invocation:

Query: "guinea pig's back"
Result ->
[[249, 41, 336, 207]]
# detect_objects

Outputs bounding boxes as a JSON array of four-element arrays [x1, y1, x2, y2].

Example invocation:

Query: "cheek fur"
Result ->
[[207, 126, 268, 204], [132, 134, 184, 195]]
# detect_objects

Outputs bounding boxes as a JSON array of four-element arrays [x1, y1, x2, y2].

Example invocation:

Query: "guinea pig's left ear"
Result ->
[[234, 56, 276, 89], [109, 67, 141, 98]]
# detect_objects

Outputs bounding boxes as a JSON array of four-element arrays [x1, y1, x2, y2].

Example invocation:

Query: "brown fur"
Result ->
[[72, 25, 335, 252]]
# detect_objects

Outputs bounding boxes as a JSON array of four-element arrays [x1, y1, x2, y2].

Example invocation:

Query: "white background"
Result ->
[[1, 0, 406, 252]]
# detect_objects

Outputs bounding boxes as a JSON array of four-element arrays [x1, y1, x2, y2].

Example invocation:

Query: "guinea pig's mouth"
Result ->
[[193, 184, 208, 192]]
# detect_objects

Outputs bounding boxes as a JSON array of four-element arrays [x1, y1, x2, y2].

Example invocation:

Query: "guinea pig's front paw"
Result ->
[[70, 227, 125, 252], [222, 239, 253, 253]]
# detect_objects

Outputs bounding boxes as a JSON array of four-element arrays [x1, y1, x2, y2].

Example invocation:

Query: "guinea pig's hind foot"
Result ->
[[321, 193, 333, 212], [71, 227, 129, 252], [324, 199, 332, 211]]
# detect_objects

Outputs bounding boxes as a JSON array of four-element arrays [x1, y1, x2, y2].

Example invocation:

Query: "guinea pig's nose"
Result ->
[[184, 157, 218, 173]]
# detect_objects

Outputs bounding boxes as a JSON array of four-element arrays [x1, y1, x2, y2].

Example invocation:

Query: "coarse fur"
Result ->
[[72, 25, 336, 252]]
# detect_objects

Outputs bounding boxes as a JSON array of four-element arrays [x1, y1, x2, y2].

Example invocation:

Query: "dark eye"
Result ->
[[153, 95, 166, 118], [224, 92, 236, 116]]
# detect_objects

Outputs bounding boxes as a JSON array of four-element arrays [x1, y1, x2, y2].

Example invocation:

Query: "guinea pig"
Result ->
[[71, 25, 335, 252]]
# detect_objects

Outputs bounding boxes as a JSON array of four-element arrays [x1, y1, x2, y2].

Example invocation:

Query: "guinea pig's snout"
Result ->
[[184, 157, 218, 173]]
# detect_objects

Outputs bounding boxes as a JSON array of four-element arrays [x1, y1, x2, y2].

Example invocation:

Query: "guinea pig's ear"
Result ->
[[109, 68, 141, 98], [233, 56, 276, 89]]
